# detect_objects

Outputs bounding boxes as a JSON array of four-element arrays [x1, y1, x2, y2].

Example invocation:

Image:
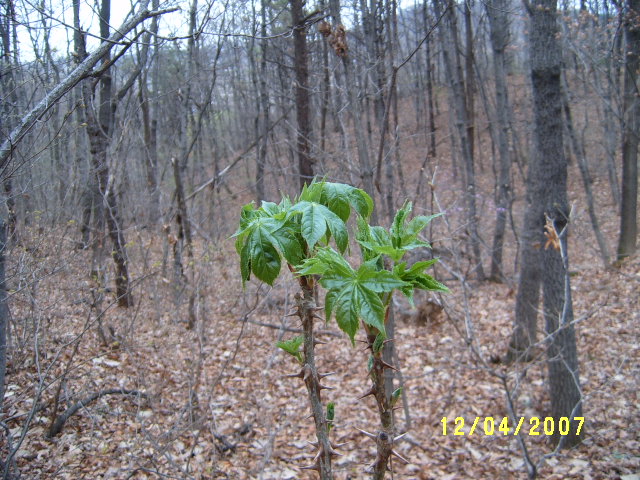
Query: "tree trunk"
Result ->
[[0, 219, 7, 414], [290, 0, 314, 189], [255, 0, 270, 201], [561, 75, 611, 266], [138, 0, 160, 225], [486, 0, 513, 281], [175, 0, 198, 328], [617, 0, 639, 260], [327, 0, 376, 201], [435, 0, 485, 279], [519, 0, 583, 447], [75, 0, 133, 307], [1, 0, 19, 242]]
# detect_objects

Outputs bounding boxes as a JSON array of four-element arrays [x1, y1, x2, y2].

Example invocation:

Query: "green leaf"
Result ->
[[276, 335, 304, 363], [299, 179, 324, 203], [322, 183, 352, 222], [372, 333, 385, 354], [240, 241, 251, 287], [249, 228, 281, 285], [405, 213, 441, 238], [324, 289, 338, 326], [354, 285, 386, 335], [413, 273, 449, 292], [323, 211, 349, 253], [348, 188, 374, 218], [261, 201, 281, 216], [356, 263, 408, 293], [391, 201, 412, 246], [297, 201, 328, 250], [293, 201, 349, 252], [390, 387, 402, 407], [297, 247, 354, 278], [326, 402, 335, 431], [335, 288, 360, 343], [269, 227, 305, 266]]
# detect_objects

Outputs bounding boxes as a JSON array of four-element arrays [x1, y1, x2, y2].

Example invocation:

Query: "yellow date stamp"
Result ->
[[441, 416, 584, 436]]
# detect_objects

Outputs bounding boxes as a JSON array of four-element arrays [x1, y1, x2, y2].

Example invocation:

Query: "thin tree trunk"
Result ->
[[138, 0, 160, 225], [0, 219, 7, 414], [291, 0, 314, 189], [255, 0, 270, 201], [617, 0, 639, 260], [75, 0, 134, 307], [328, 0, 376, 201], [175, 0, 198, 328], [561, 75, 611, 266], [435, 0, 485, 279], [486, 0, 513, 281]]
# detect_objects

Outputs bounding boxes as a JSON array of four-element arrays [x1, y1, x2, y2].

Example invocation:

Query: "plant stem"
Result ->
[[298, 277, 333, 479], [364, 311, 398, 479]]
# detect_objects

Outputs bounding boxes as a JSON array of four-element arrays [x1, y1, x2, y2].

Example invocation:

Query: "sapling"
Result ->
[[235, 180, 447, 479]]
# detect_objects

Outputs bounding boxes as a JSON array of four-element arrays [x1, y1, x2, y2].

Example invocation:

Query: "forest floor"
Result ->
[[2, 92, 640, 479]]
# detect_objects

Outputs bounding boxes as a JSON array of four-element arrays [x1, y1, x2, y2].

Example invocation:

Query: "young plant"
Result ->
[[235, 180, 372, 479], [235, 181, 447, 479]]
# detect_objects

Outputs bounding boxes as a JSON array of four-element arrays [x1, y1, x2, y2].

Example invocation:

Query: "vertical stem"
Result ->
[[298, 278, 333, 479]]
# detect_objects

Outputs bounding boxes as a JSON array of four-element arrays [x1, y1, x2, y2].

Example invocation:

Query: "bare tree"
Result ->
[[516, 0, 583, 448], [74, 0, 134, 307]]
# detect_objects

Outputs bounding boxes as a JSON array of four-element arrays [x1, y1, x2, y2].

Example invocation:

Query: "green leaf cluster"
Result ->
[[276, 335, 304, 363], [233, 179, 373, 286], [235, 180, 448, 345]]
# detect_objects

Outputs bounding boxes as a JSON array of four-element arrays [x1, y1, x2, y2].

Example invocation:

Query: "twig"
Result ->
[[47, 388, 147, 437]]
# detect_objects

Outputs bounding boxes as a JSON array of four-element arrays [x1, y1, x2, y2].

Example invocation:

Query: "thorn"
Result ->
[[391, 449, 410, 464], [314, 339, 328, 346], [383, 338, 394, 344], [318, 383, 335, 391], [379, 359, 399, 371], [284, 369, 304, 379], [285, 310, 300, 317], [331, 440, 348, 449], [303, 365, 312, 382], [299, 463, 320, 472], [318, 371, 336, 378], [394, 432, 408, 442], [328, 447, 343, 457], [307, 440, 318, 447], [311, 313, 324, 321], [355, 427, 377, 440], [357, 385, 376, 400]]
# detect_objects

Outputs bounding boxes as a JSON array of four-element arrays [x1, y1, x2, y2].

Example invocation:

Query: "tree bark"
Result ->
[[617, 0, 639, 260], [290, 0, 314, 189], [517, 0, 583, 447]]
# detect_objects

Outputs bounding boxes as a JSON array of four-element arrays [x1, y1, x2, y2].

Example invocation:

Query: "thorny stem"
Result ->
[[363, 305, 400, 480], [297, 276, 333, 479]]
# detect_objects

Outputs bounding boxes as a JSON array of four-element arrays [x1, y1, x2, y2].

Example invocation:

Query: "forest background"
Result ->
[[0, 0, 638, 477]]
